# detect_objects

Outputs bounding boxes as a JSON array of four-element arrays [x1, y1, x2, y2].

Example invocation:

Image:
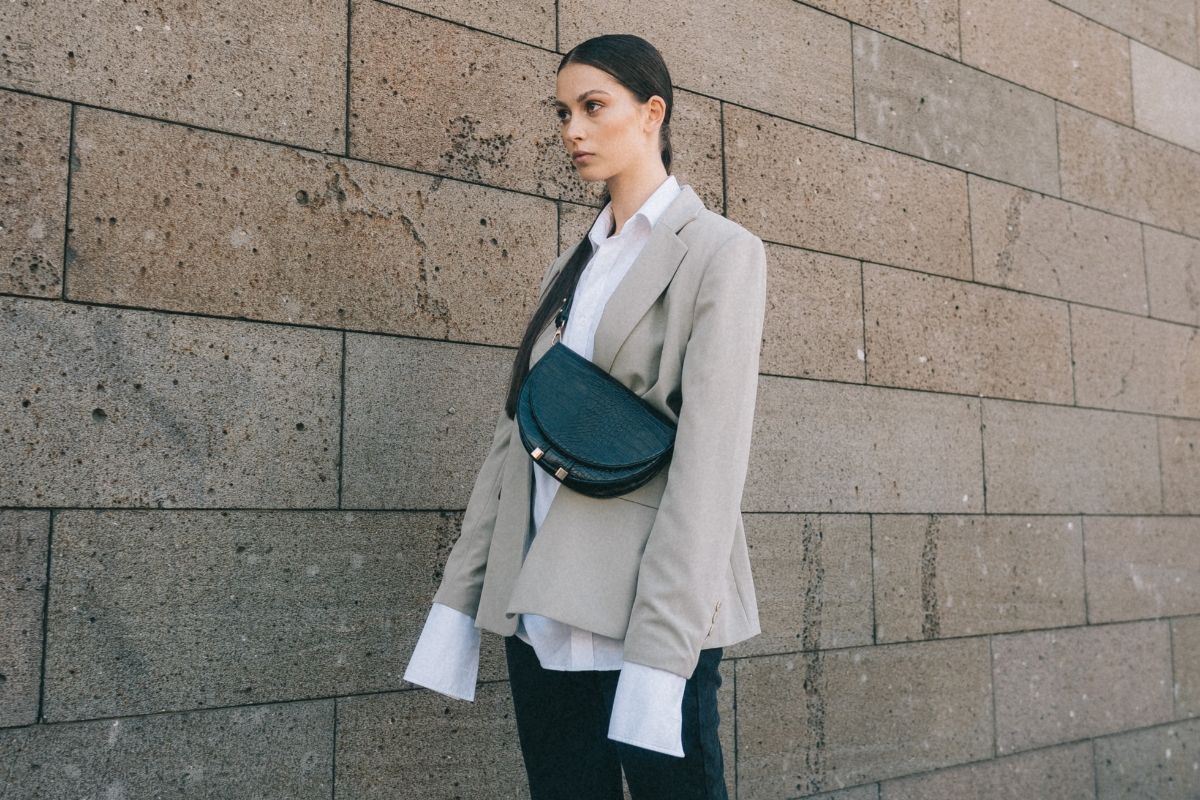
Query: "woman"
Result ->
[[403, 34, 766, 800]]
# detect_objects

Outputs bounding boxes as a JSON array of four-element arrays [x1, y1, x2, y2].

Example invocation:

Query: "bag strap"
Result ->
[[553, 285, 575, 343]]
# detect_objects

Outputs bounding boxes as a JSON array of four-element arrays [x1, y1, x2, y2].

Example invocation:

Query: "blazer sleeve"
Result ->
[[620, 229, 767, 679]]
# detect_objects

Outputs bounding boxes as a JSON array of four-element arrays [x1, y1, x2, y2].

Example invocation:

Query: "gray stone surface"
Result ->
[[873, 515, 1086, 643], [0, 298, 341, 508], [1059, 103, 1200, 238], [1054, 0, 1199, 67], [863, 263, 1074, 403], [0, 699, 334, 797], [879, 742, 1096, 800], [968, 174, 1148, 315], [1071, 304, 1200, 418], [336, 684, 528, 799], [736, 638, 993, 796], [961, 0, 1133, 124], [0, 511, 49, 728], [745, 377, 983, 514], [805, 786, 880, 800], [341, 333, 511, 510], [41, 510, 484, 721], [381, 0, 555, 48], [992, 621, 1175, 753], [1160, 417, 1200, 514], [559, 200, 598, 253], [1083, 516, 1200, 623], [1145, 226, 1200, 327], [724, 105, 972, 279], [0, 89, 69, 299], [0, 0, 346, 151], [727, 514, 873, 658], [981, 399, 1161, 514], [1094, 718, 1200, 799], [67, 107, 556, 347], [1131, 41, 1200, 153], [560, 0, 854, 134], [853, 28, 1060, 195], [761, 245, 865, 383], [804, 0, 960, 57], [1174, 616, 1200, 719]]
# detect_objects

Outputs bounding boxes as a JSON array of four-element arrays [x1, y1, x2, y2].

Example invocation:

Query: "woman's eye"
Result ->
[[586, 101, 601, 113], [556, 109, 569, 122]]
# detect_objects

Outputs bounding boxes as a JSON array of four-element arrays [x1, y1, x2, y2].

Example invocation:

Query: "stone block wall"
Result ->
[[2, 1, 1199, 797]]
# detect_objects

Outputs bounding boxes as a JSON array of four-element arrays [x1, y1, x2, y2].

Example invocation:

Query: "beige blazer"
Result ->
[[432, 185, 766, 679]]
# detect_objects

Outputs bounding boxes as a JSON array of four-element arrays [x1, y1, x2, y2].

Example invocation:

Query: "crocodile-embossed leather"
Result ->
[[517, 342, 676, 498]]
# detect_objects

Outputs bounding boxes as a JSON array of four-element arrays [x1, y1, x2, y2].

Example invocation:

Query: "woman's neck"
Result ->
[[605, 161, 670, 236]]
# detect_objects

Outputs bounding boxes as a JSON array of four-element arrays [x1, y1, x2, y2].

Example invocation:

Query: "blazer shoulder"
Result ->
[[681, 207, 763, 255]]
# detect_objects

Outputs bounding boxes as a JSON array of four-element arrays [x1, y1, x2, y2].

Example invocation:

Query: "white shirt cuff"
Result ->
[[402, 602, 481, 701], [606, 660, 687, 757]]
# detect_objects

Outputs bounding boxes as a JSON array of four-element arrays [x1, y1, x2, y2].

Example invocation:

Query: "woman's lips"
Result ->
[[572, 151, 593, 164]]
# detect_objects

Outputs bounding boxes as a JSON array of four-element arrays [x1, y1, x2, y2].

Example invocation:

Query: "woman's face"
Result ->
[[555, 62, 665, 184]]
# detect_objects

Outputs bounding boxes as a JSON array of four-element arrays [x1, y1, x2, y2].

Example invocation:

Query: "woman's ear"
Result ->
[[644, 95, 667, 134]]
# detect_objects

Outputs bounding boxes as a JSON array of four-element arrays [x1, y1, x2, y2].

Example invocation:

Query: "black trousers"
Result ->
[[504, 635, 728, 800]]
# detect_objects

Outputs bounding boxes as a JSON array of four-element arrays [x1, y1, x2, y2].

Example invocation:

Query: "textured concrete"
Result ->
[[736, 638, 993, 796], [0, 0, 346, 152], [981, 400, 1161, 514], [335, 684, 528, 799], [961, 0, 1132, 124], [1145, 226, 1200, 326], [803, 0, 960, 58], [1058, 104, 1200, 238], [1083, 516, 1200, 623], [559, 0, 854, 134], [879, 742, 1096, 800], [341, 334, 511, 510], [761, 245, 865, 383], [968, 174, 1147, 315], [0, 699, 334, 797], [559, 200, 598, 253], [745, 377, 983, 514], [872, 515, 1085, 643], [1094, 719, 1200, 799], [0, 511, 49, 728], [724, 105, 972, 279], [0, 90, 69, 299], [853, 28, 1060, 195], [863, 263, 1074, 403], [806, 787, 880, 800], [727, 514, 873, 658], [992, 621, 1175, 753], [1160, 418, 1200, 514], [67, 107, 556, 347], [384, 0, 555, 48], [1174, 616, 1200, 719], [1053, 0, 1199, 67], [1131, 41, 1200, 153], [0, 298, 341, 508], [1070, 305, 1200, 418]]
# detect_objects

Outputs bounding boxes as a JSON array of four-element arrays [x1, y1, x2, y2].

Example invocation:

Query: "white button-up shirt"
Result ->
[[403, 175, 688, 757]]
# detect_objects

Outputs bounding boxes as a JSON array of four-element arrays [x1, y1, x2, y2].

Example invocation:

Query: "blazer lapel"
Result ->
[[591, 185, 703, 373]]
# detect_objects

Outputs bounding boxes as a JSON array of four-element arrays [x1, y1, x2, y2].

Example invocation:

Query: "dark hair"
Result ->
[[503, 35, 674, 418]]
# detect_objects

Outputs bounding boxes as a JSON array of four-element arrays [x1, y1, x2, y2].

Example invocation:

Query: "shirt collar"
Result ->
[[587, 174, 682, 249]]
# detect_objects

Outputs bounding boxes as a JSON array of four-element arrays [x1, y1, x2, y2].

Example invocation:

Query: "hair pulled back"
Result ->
[[503, 34, 674, 418]]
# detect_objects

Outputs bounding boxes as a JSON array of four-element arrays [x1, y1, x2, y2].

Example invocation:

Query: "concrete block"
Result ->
[[802, 0, 961, 58], [863, 263, 1074, 403], [0, 699, 334, 798], [1058, 104, 1200, 238], [761, 245, 865, 383], [961, 0, 1133, 124], [872, 515, 1086, 643], [0, 511, 49, 727], [385, 0, 554, 48], [560, 201, 598, 253], [745, 377, 983, 514], [853, 28, 1060, 196], [1054, 0, 1199, 67], [736, 638, 993, 796], [805, 787, 880, 800], [724, 105, 971, 279], [968, 174, 1147, 315], [0, 0, 345, 152], [0, 90, 69, 298], [341, 334, 511, 510], [559, 0, 854, 135], [1094, 718, 1200, 799], [727, 514, 873, 658], [1132, 41, 1200, 153], [992, 621, 1174, 753], [1174, 616, 1200, 718], [1083, 516, 1200, 623], [41, 510, 482, 720], [879, 742, 1096, 800], [1161, 418, 1200, 514], [1145, 226, 1200, 326], [335, 684, 528, 799], [1070, 304, 1200, 417], [0, 298, 340, 508], [981, 399, 1161, 514], [67, 107, 556, 347]]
